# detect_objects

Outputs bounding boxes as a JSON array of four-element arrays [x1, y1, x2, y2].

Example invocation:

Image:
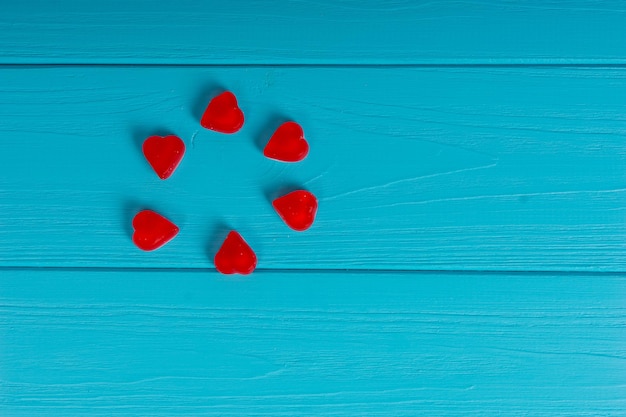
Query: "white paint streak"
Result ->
[[322, 162, 499, 201], [190, 130, 199, 149], [367, 187, 626, 210]]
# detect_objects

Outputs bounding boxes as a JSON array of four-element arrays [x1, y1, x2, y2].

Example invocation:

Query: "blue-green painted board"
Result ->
[[0, 67, 624, 271], [2, 0, 626, 64], [1, 270, 624, 416], [3, 2, 625, 416]]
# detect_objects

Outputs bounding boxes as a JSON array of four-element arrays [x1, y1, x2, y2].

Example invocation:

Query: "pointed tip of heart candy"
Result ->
[[263, 121, 309, 162], [214, 230, 257, 275], [142, 135, 185, 180], [132, 209, 179, 251], [272, 190, 318, 231], [201, 91, 245, 134]]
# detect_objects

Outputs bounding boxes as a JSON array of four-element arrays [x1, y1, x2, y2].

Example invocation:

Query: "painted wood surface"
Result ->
[[2, 1, 625, 415], [1, 270, 625, 416], [2, 0, 626, 64], [0, 67, 624, 271]]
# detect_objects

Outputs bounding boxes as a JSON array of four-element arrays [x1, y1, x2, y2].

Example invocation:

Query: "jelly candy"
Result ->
[[200, 91, 244, 134], [214, 231, 257, 274], [263, 121, 309, 162], [272, 190, 318, 231], [132, 210, 179, 251], [142, 135, 185, 180]]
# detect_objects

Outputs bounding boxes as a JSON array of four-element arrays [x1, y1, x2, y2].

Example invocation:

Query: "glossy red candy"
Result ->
[[200, 91, 244, 134], [272, 190, 318, 231], [214, 231, 257, 275], [263, 121, 309, 162], [132, 210, 179, 251], [142, 135, 185, 180]]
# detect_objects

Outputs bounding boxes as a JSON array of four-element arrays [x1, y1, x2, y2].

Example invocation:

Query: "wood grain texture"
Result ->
[[3, 2, 625, 416], [0, 66, 624, 271], [2, 0, 626, 64], [1, 270, 624, 416]]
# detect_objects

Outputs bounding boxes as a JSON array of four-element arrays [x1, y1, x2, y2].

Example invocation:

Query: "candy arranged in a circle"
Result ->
[[201, 91, 245, 134], [134, 88, 319, 274], [263, 121, 309, 162], [272, 190, 318, 231], [142, 135, 185, 180], [132, 210, 179, 251], [214, 231, 257, 275]]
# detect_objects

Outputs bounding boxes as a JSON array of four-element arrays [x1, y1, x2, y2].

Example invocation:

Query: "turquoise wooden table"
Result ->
[[1, 1, 625, 415]]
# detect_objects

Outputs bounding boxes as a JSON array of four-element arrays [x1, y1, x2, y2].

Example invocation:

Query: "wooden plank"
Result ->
[[1, 269, 624, 416], [0, 66, 625, 271], [1, 1, 626, 64]]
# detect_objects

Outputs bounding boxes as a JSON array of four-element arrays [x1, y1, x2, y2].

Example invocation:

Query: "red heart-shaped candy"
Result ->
[[142, 135, 185, 180], [214, 231, 257, 275], [263, 121, 309, 162], [132, 210, 179, 251], [201, 91, 244, 134], [272, 190, 318, 231]]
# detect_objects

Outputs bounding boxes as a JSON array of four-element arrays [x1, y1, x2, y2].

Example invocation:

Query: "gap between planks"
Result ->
[[1, 266, 623, 277], [3, 63, 626, 69]]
